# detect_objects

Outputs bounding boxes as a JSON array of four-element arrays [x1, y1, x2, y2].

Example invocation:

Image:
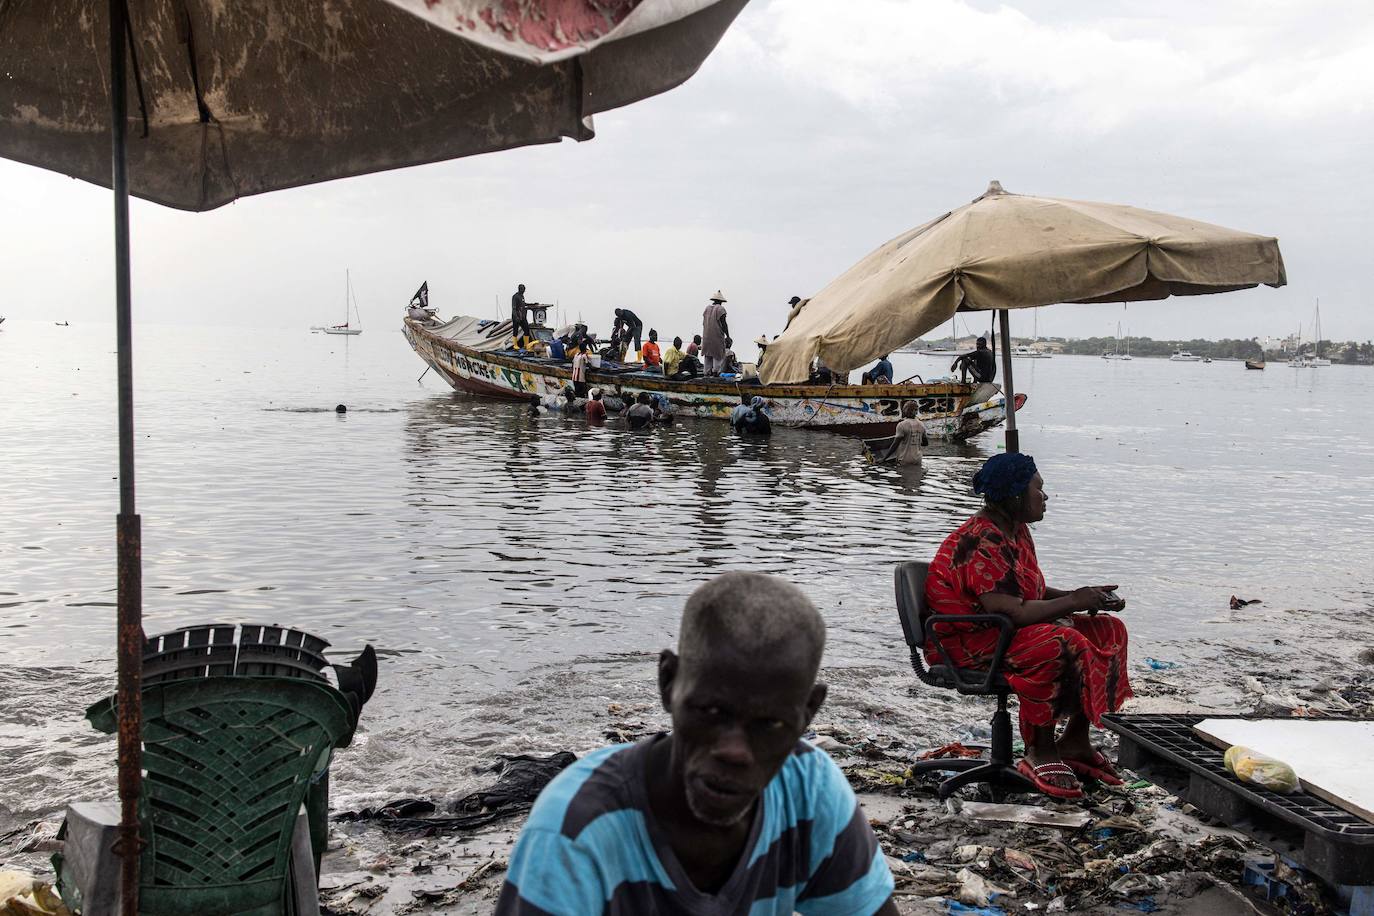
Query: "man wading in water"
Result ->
[[496, 572, 898, 915]]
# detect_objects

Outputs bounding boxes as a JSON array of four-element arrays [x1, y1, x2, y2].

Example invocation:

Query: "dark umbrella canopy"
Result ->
[[0, 0, 747, 210], [0, 1, 749, 908]]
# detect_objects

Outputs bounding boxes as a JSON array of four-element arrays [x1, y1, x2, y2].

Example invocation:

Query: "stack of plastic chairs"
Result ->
[[54, 624, 376, 916]]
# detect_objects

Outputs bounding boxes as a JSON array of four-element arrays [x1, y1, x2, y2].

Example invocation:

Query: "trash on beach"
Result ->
[[946, 897, 1007, 915], [918, 741, 983, 760], [1108, 872, 1165, 898], [1143, 658, 1181, 671], [0, 871, 71, 915], [1223, 745, 1300, 793], [1229, 595, 1261, 609], [958, 802, 1092, 829], [335, 751, 576, 831], [955, 867, 1012, 907], [808, 734, 851, 753]]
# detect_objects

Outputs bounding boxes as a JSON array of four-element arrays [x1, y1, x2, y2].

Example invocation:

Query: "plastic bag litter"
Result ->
[[0, 870, 71, 915], [954, 867, 1011, 907], [1223, 745, 1299, 793]]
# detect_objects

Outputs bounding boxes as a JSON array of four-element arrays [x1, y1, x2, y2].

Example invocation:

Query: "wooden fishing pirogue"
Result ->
[[404, 314, 1015, 439]]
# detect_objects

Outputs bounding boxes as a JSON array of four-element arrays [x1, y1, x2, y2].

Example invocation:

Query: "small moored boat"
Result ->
[[322, 270, 364, 336], [1245, 359, 1265, 370]]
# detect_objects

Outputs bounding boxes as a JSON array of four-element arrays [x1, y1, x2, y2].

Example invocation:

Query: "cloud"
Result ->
[[745, 0, 1374, 132], [1, 0, 1371, 343]]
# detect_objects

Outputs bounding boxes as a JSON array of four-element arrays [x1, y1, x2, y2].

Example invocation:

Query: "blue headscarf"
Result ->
[[972, 453, 1038, 503]]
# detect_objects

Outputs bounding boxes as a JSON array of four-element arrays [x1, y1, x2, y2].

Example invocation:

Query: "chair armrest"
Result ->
[[925, 613, 1017, 693]]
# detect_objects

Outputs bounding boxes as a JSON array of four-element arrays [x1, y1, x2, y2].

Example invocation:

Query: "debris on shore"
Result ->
[[4, 669, 1367, 915]]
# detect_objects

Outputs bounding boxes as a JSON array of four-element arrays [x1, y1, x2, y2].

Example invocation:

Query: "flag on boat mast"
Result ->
[[410, 281, 429, 310]]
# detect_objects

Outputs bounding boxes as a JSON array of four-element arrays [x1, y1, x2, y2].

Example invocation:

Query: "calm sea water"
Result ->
[[2, 320, 1372, 831]]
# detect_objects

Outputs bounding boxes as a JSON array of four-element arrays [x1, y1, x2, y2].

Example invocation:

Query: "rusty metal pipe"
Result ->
[[115, 514, 142, 912], [999, 309, 1019, 454], [110, 0, 143, 910]]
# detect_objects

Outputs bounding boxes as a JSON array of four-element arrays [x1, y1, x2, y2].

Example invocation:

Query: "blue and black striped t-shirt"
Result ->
[[496, 735, 894, 915]]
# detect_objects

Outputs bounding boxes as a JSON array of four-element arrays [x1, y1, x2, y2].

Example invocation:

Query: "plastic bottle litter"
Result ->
[[1144, 658, 1181, 671], [1224, 745, 1299, 793]]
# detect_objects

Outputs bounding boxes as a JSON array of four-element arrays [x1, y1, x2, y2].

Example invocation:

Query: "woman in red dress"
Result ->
[[925, 453, 1131, 799]]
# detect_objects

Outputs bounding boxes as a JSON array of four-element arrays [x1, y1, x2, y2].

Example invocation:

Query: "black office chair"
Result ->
[[895, 561, 1034, 800]]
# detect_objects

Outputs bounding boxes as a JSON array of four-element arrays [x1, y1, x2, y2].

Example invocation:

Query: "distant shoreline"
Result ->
[[908, 336, 1373, 365]]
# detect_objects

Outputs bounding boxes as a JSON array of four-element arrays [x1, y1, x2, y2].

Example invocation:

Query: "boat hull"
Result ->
[[404, 320, 1008, 440]]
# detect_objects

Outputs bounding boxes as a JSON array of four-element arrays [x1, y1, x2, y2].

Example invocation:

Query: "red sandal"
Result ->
[[1063, 749, 1124, 786], [1016, 758, 1084, 799]]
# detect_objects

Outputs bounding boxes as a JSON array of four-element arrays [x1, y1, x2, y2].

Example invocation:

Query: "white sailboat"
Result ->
[[1013, 308, 1053, 357], [1289, 300, 1330, 367], [915, 315, 962, 355], [323, 271, 364, 336], [1102, 322, 1132, 360]]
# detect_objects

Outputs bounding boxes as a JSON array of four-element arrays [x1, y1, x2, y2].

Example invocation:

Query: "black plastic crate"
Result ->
[[1103, 713, 1374, 887]]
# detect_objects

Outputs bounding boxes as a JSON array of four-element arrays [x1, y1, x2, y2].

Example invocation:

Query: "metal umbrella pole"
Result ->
[[998, 309, 1019, 454], [109, 0, 144, 909]]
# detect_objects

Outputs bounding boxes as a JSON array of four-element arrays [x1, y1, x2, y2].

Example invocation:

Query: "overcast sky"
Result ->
[[2, 0, 1371, 348]]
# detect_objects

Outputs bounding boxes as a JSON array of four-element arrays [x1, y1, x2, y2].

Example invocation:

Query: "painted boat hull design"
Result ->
[[404, 319, 1009, 440]]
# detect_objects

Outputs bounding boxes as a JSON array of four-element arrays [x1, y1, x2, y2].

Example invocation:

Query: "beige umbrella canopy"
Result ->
[[0, 0, 747, 211], [761, 181, 1286, 385]]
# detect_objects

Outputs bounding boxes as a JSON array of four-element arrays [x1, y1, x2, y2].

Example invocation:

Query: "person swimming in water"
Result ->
[[730, 395, 771, 436]]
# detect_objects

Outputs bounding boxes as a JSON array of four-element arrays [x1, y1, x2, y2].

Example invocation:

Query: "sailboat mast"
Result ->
[[345, 269, 350, 327]]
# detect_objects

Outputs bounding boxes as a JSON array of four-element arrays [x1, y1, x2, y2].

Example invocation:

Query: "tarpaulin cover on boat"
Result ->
[[0, 0, 749, 212], [427, 316, 514, 352], [760, 182, 1287, 385]]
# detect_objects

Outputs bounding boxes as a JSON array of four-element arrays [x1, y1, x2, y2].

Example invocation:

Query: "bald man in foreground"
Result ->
[[496, 573, 898, 915]]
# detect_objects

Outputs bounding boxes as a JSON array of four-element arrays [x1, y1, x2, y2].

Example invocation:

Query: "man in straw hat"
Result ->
[[701, 291, 730, 375], [753, 334, 771, 370]]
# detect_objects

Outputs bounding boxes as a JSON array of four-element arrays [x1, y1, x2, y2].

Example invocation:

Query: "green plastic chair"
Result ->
[[55, 625, 375, 915]]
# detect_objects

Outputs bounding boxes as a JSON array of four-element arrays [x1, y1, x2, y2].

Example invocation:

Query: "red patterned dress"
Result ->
[[925, 515, 1132, 740]]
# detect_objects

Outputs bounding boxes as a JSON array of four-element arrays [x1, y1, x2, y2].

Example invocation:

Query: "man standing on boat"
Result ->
[[702, 291, 730, 375], [613, 308, 644, 354], [951, 336, 997, 384], [511, 284, 532, 347]]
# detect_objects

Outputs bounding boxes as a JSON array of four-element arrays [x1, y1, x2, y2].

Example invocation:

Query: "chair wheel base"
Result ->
[[909, 759, 1036, 800]]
